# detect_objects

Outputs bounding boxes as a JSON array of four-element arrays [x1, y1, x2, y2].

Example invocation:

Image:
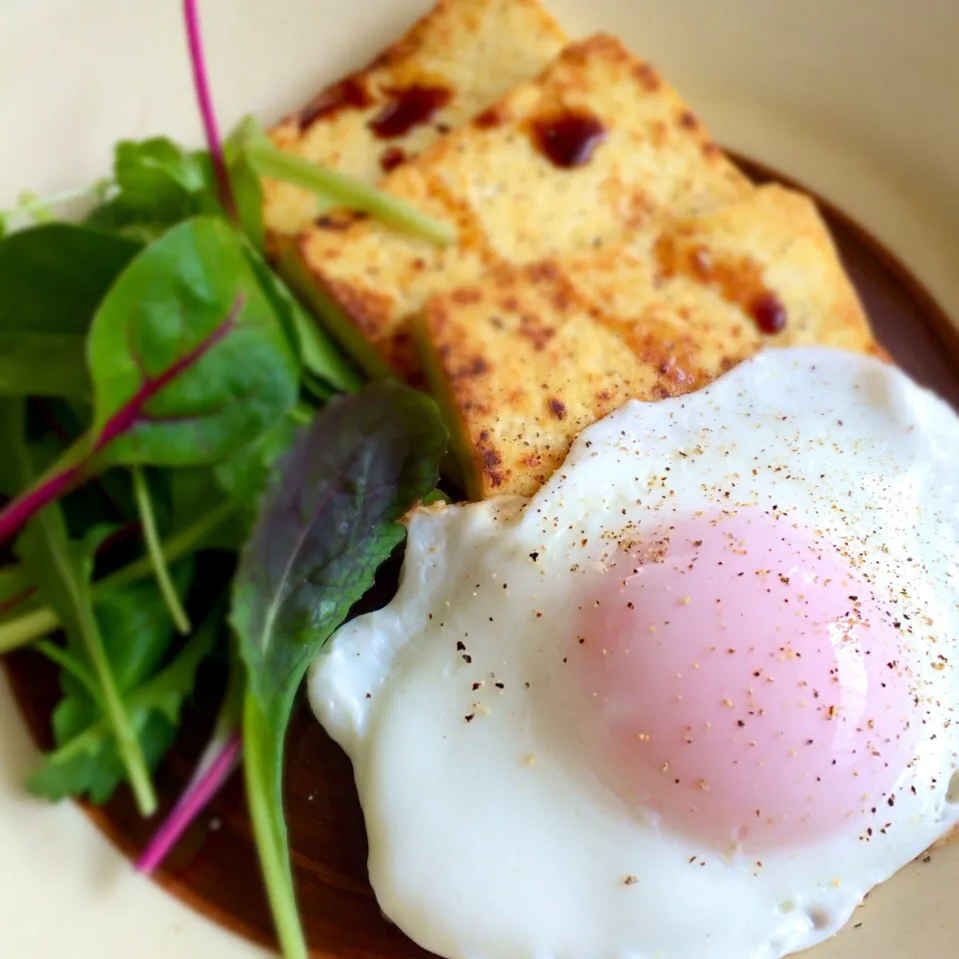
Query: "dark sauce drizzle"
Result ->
[[298, 76, 372, 130], [529, 109, 608, 169], [369, 84, 452, 139], [750, 292, 788, 334]]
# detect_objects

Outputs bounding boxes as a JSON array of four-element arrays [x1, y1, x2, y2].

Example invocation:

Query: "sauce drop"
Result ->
[[298, 76, 372, 130], [369, 84, 452, 139], [379, 146, 407, 173], [750, 291, 788, 335], [529, 109, 608, 169], [655, 237, 789, 335]]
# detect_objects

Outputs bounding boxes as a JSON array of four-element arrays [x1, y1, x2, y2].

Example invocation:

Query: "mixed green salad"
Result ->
[[0, 3, 451, 957]]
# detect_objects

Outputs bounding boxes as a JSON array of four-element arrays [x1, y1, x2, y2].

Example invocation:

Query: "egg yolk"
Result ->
[[567, 511, 918, 852]]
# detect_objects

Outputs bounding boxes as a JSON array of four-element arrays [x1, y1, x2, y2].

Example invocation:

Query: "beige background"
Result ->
[[0, 0, 957, 956]]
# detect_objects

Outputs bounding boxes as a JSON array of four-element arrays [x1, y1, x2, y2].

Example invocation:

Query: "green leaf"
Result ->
[[2, 398, 157, 815], [224, 116, 267, 252], [86, 215, 299, 467], [40, 565, 192, 750], [98, 563, 193, 690], [0, 225, 139, 398], [29, 709, 176, 806], [0, 498, 232, 653], [166, 468, 248, 552], [114, 139, 214, 214], [28, 598, 221, 805], [85, 138, 219, 241], [242, 242, 361, 394], [214, 410, 301, 505], [230, 383, 446, 956]]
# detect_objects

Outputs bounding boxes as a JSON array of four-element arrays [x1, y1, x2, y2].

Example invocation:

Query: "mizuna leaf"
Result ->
[[28, 597, 221, 805], [1, 398, 158, 815]]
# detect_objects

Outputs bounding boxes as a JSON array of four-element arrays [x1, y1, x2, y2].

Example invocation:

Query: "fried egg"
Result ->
[[308, 346, 959, 959]]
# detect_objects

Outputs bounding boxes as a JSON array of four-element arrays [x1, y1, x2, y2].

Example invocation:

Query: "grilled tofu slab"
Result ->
[[416, 184, 878, 499], [264, 0, 567, 248], [288, 33, 752, 380]]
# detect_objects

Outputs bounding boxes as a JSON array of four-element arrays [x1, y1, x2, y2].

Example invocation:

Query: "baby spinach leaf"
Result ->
[[0, 334, 88, 399], [3, 398, 157, 815], [28, 596, 221, 805], [0, 216, 299, 546], [0, 224, 139, 398], [87, 215, 299, 466], [230, 383, 447, 958], [89, 217, 297, 466]]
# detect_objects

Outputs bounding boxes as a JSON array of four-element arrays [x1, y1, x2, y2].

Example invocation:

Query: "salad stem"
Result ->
[[0, 463, 84, 550], [0, 500, 236, 651], [136, 729, 241, 873], [137, 639, 244, 873], [244, 693, 306, 959], [183, 0, 236, 219], [132, 467, 192, 634], [0, 607, 57, 654], [244, 142, 455, 246]]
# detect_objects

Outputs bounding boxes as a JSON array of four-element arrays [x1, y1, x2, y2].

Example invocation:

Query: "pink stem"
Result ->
[[0, 298, 242, 551], [0, 463, 84, 548], [92, 301, 240, 454], [182, 0, 236, 219], [136, 730, 242, 874]]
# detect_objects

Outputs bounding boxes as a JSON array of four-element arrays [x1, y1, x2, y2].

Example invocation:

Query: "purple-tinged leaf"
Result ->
[[230, 382, 447, 958]]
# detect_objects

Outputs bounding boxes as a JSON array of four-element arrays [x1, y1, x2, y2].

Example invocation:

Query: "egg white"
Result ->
[[309, 347, 959, 959]]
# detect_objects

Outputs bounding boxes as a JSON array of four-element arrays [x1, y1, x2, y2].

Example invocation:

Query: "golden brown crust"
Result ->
[[263, 0, 567, 250], [416, 184, 877, 499], [295, 33, 751, 380]]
